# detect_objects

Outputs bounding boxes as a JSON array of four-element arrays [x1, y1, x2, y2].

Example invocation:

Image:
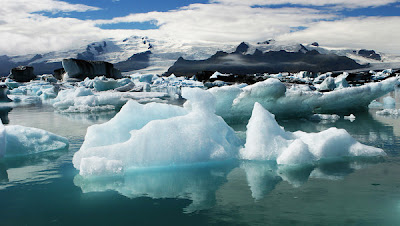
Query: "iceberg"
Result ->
[[240, 103, 385, 165], [73, 88, 242, 176], [209, 77, 399, 119], [383, 96, 396, 109], [376, 109, 400, 117], [52, 87, 127, 113], [0, 120, 69, 157], [309, 114, 340, 122]]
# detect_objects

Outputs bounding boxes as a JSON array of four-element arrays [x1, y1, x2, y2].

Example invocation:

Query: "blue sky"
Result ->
[[1, 0, 400, 55]]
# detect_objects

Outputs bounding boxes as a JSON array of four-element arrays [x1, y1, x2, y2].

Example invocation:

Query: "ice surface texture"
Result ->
[[73, 88, 242, 176], [240, 103, 385, 165], [0, 120, 69, 157]]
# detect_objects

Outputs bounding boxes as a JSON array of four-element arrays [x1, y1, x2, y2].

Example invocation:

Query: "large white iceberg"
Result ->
[[73, 88, 242, 176], [240, 103, 385, 165], [0, 120, 69, 157]]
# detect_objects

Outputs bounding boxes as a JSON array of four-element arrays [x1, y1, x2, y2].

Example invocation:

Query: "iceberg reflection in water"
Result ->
[[74, 162, 236, 213], [73, 157, 384, 212]]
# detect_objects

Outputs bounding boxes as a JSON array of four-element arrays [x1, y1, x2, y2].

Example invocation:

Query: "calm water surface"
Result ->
[[0, 90, 400, 225]]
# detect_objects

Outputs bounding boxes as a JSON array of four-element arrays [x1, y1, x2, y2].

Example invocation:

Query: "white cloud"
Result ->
[[277, 17, 400, 54], [1, 0, 400, 56], [95, 4, 336, 44], [210, 0, 400, 8], [1, 0, 100, 15], [0, 0, 105, 56]]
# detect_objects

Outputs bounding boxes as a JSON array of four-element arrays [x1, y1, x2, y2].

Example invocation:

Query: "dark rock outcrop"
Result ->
[[358, 49, 381, 61], [53, 68, 65, 80], [311, 42, 319, 47], [165, 44, 365, 77], [0, 83, 12, 102], [62, 59, 122, 81], [114, 51, 151, 72], [9, 66, 36, 82]]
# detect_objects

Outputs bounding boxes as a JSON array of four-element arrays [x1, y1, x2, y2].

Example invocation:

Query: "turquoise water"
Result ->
[[1, 92, 400, 225]]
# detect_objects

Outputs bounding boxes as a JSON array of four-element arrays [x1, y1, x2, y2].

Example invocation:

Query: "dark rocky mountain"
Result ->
[[358, 49, 381, 61], [165, 44, 366, 76], [0, 54, 62, 76], [114, 50, 151, 72]]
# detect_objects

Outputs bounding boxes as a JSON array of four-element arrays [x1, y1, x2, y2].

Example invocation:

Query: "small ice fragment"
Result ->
[[344, 114, 356, 122]]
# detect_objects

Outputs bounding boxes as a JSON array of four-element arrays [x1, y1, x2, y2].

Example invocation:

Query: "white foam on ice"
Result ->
[[240, 103, 385, 165], [73, 88, 242, 176]]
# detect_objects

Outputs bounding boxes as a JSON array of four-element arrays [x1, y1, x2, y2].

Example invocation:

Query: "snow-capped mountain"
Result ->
[[1, 36, 399, 77]]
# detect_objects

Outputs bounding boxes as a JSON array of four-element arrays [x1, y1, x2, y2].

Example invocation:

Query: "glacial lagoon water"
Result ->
[[1, 90, 400, 225]]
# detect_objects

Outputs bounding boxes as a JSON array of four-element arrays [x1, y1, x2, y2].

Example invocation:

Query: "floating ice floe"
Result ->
[[376, 109, 400, 117], [79, 76, 136, 92], [73, 88, 241, 176], [368, 100, 384, 109], [0, 120, 69, 157], [344, 114, 356, 122], [372, 95, 400, 117], [371, 69, 393, 80], [8, 81, 59, 100], [309, 114, 340, 122], [240, 103, 385, 165], [383, 96, 396, 109], [52, 87, 127, 113], [209, 77, 399, 119], [52, 86, 170, 113]]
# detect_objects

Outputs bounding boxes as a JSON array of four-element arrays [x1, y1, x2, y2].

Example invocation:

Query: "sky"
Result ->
[[1, 0, 400, 56]]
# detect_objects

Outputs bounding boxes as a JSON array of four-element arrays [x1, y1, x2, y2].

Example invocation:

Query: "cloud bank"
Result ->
[[1, 0, 400, 56]]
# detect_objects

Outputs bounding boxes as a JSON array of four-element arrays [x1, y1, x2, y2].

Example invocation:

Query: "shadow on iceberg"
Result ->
[[73, 161, 236, 213]]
